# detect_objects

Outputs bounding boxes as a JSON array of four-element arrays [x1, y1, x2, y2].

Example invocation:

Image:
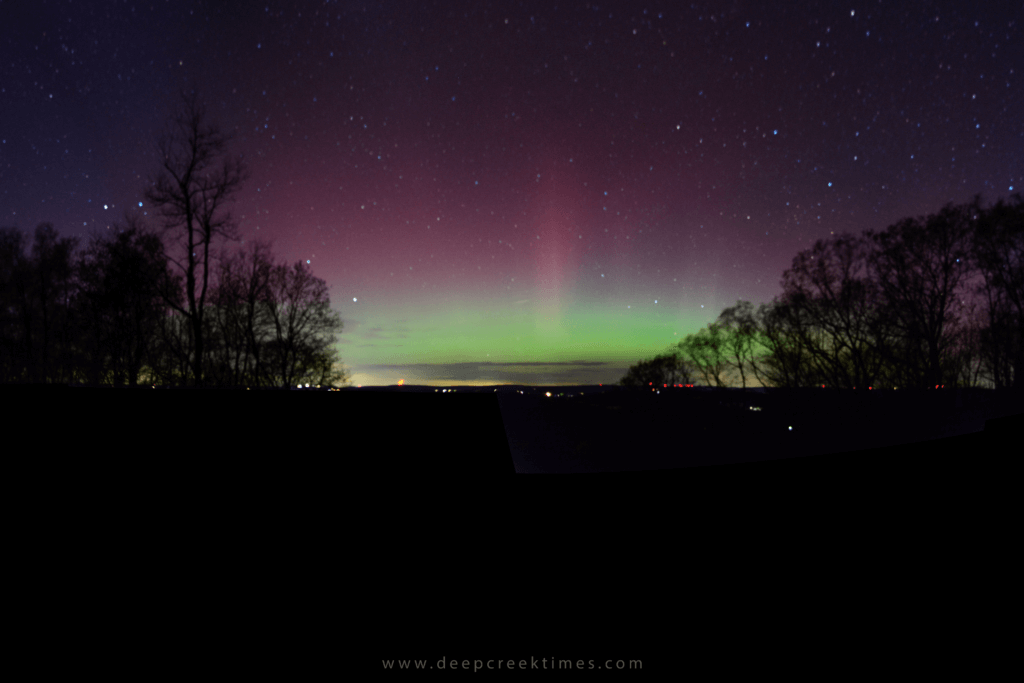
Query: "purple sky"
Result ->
[[2, 1, 1020, 385]]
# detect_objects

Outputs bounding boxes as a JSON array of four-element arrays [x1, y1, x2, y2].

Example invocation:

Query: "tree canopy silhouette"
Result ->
[[205, 241, 347, 388], [620, 351, 694, 389], [715, 300, 762, 389], [622, 195, 1023, 391], [970, 194, 1024, 389], [0, 222, 349, 387], [77, 215, 173, 385], [865, 202, 977, 388], [677, 323, 729, 387]]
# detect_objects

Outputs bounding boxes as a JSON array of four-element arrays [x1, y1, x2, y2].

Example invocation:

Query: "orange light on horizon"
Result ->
[[397, 379, 405, 386]]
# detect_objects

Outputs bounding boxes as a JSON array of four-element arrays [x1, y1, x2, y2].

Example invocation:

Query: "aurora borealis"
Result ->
[[3, 1, 1021, 386]]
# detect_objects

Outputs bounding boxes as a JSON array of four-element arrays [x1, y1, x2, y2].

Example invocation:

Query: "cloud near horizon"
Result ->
[[349, 360, 622, 387]]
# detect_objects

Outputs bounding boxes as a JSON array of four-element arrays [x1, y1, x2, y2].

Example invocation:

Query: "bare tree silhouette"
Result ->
[[145, 91, 248, 386]]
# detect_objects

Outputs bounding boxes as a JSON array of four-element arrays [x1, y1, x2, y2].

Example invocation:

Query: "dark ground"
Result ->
[[6, 382, 1019, 674], [493, 384, 1022, 473], [7, 383, 1020, 477]]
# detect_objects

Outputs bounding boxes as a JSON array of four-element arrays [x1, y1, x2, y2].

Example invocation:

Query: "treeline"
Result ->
[[0, 222, 346, 387], [622, 195, 1023, 391], [0, 92, 346, 388]]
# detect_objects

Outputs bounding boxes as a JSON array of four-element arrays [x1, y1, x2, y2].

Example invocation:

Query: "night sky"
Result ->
[[2, 1, 1021, 386]]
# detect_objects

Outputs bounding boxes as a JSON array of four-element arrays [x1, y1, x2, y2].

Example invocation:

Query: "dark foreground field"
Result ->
[[7, 383, 1018, 676], [494, 385, 1022, 473], [6, 383, 1020, 477]]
